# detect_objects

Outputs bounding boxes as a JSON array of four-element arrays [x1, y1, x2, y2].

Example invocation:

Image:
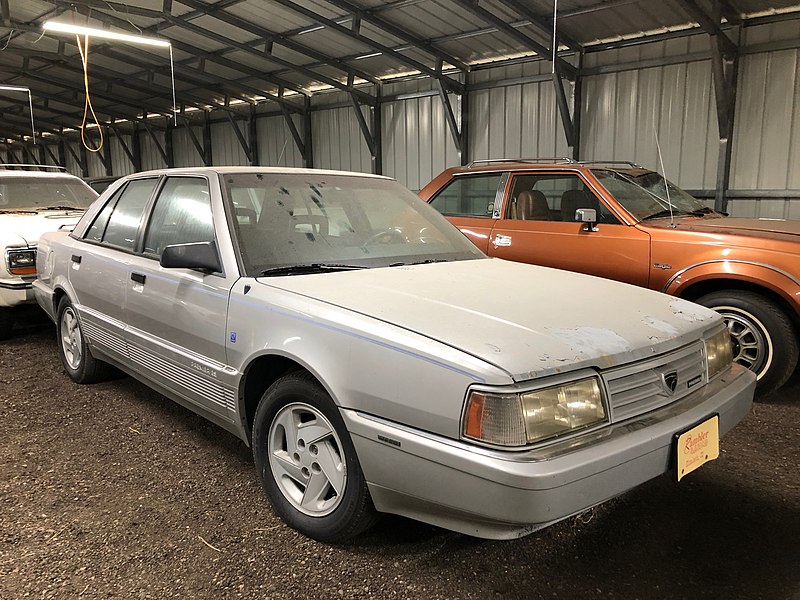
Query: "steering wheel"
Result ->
[[362, 227, 407, 247]]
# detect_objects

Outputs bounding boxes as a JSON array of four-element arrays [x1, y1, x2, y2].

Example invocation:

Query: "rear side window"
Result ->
[[99, 178, 158, 250], [85, 185, 126, 242], [143, 177, 214, 256], [429, 174, 502, 217]]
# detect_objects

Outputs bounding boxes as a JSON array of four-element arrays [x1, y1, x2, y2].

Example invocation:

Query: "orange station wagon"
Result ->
[[420, 159, 800, 396]]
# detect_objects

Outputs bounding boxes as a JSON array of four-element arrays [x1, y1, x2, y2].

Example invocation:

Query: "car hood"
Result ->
[[261, 259, 720, 381], [661, 216, 800, 241], [0, 211, 84, 247]]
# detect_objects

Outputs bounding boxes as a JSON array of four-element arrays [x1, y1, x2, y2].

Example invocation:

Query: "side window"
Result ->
[[143, 177, 213, 257], [429, 174, 502, 217], [85, 185, 126, 242], [508, 174, 620, 224], [101, 178, 158, 250]]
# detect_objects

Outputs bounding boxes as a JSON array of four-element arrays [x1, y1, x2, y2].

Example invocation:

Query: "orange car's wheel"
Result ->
[[697, 290, 798, 397]]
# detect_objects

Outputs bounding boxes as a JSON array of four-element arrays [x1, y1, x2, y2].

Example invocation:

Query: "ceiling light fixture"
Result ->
[[0, 85, 36, 143], [42, 21, 171, 47], [42, 20, 177, 127]]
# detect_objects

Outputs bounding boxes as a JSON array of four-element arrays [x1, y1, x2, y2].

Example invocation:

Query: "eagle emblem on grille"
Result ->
[[662, 371, 679, 394]]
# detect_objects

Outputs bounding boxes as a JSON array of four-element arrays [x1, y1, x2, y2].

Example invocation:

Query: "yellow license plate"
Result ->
[[676, 415, 720, 481]]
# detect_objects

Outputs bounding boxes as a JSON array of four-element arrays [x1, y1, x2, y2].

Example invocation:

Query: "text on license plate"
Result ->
[[676, 415, 720, 481]]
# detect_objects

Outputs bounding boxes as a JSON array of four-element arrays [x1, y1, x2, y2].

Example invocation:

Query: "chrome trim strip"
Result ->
[[662, 259, 800, 292], [0, 280, 32, 290]]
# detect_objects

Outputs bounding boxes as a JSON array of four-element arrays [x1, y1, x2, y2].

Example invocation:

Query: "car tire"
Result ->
[[252, 371, 379, 542], [0, 308, 12, 341], [696, 290, 798, 397], [56, 297, 114, 384]]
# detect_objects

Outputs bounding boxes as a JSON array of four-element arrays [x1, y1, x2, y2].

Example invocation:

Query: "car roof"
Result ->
[[443, 160, 653, 175], [126, 166, 394, 180], [0, 170, 85, 179]]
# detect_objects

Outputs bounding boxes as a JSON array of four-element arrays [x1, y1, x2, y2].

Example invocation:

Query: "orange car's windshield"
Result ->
[[592, 169, 717, 221]]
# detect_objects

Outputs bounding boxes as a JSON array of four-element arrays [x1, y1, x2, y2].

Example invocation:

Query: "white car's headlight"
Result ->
[[705, 328, 733, 379], [463, 377, 607, 448], [5, 247, 37, 275]]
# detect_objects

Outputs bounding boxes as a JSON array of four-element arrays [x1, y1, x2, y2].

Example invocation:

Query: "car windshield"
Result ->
[[0, 176, 98, 211], [592, 169, 716, 221], [221, 172, 485, 276]]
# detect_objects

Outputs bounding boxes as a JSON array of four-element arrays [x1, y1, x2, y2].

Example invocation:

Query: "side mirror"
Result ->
[[574, 208, 598, 231], [160, 241, 222, 273]]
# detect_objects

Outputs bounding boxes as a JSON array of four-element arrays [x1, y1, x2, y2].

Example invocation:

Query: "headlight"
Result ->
[[463, 377, 607, 448], [6, 248, 37, 275], [705, 328, 733, 379]]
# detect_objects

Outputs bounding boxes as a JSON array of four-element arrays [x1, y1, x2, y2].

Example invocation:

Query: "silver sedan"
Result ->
[[34, 167, 755, 541]]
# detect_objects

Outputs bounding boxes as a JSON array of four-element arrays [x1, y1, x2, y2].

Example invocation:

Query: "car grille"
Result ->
[[602, 341, 706, 422]]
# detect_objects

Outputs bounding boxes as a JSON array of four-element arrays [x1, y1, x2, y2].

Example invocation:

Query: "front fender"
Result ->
[[663, 260, 800, 314]]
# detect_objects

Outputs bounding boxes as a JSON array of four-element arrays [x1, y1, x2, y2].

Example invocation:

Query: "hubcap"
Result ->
[[715, 306, 772, 380], [268, 402, 346, 517], [60, 307, 83, 370]]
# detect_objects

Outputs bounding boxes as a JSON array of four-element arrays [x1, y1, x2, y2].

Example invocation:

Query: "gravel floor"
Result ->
[[1, 319, 799, 600]]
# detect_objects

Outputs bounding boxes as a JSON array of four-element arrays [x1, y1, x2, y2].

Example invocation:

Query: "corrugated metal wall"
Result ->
[[5, 22, 798, 217], [311, 105, 373, 174], [470, 61, 572, 166], [258, 114, 305, 167], [381, 80, 460, 192]]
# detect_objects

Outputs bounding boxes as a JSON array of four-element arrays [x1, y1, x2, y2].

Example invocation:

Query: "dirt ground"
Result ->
[[1, 318, 799, 600]]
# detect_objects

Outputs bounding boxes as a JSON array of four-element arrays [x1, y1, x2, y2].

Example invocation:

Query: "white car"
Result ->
[[0, 165, 98, 339], [34, 167, 755, 542]]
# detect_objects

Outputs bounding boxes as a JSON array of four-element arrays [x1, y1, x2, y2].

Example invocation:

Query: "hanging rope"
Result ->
[[75, 33, 104, 153]]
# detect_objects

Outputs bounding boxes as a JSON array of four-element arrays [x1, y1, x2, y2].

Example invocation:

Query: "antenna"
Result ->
[[551, 0, 560, 75], [653, 125, 675, 228]]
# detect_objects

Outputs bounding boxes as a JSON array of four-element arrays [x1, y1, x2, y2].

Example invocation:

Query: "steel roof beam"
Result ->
[[4, 45, 216, 113], [323, 0, 470, 72], [462, 0, 576, 78], [12, 15, 304, 117], [163, 11, 376, 105], [0, 56, 167, 121], [493, 0, 582, 52], [58, 1, 309, 97], [717, 0, 742, 24], [176, 0, 382, 87], [0, 103, 69, 132], [269, 0, 464, 93], [673, 0, 737, 56]]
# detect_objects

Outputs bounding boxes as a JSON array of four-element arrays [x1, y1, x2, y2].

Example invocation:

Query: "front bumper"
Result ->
[[342, 363, 755, 539], [0, 276, 35, 308]]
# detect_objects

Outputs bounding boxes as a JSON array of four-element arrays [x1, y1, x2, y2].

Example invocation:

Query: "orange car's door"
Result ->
[[427, 172, 507, 253], [488, 172, 652, 287]]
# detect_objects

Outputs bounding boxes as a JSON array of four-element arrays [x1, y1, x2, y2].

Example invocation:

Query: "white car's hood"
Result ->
[[0, 211, 83, 247], [261, 258, 720, 380]]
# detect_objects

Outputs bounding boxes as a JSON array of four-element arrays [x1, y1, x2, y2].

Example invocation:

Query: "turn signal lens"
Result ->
[[6, 248, 37, 275], [463, 377, 607, 448], [705, 328, 733, 379], [463, 392, 527, 446]]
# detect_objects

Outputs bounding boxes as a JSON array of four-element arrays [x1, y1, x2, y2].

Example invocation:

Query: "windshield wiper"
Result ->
[[0, 209, 39, 214], [686, 207, 718, 216], [389, 258, 453, 267], [38, 206, 85, 211], [641, 209, 690, 221], [256, 263, 367, 277]]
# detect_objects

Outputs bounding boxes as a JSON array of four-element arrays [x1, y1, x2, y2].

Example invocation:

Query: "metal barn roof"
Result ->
[[0, 0, 798, 140]]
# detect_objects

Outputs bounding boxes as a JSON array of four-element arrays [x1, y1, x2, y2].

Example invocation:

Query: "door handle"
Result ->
[[71, 254, 82, 264], [131, 272, 146, 284]]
